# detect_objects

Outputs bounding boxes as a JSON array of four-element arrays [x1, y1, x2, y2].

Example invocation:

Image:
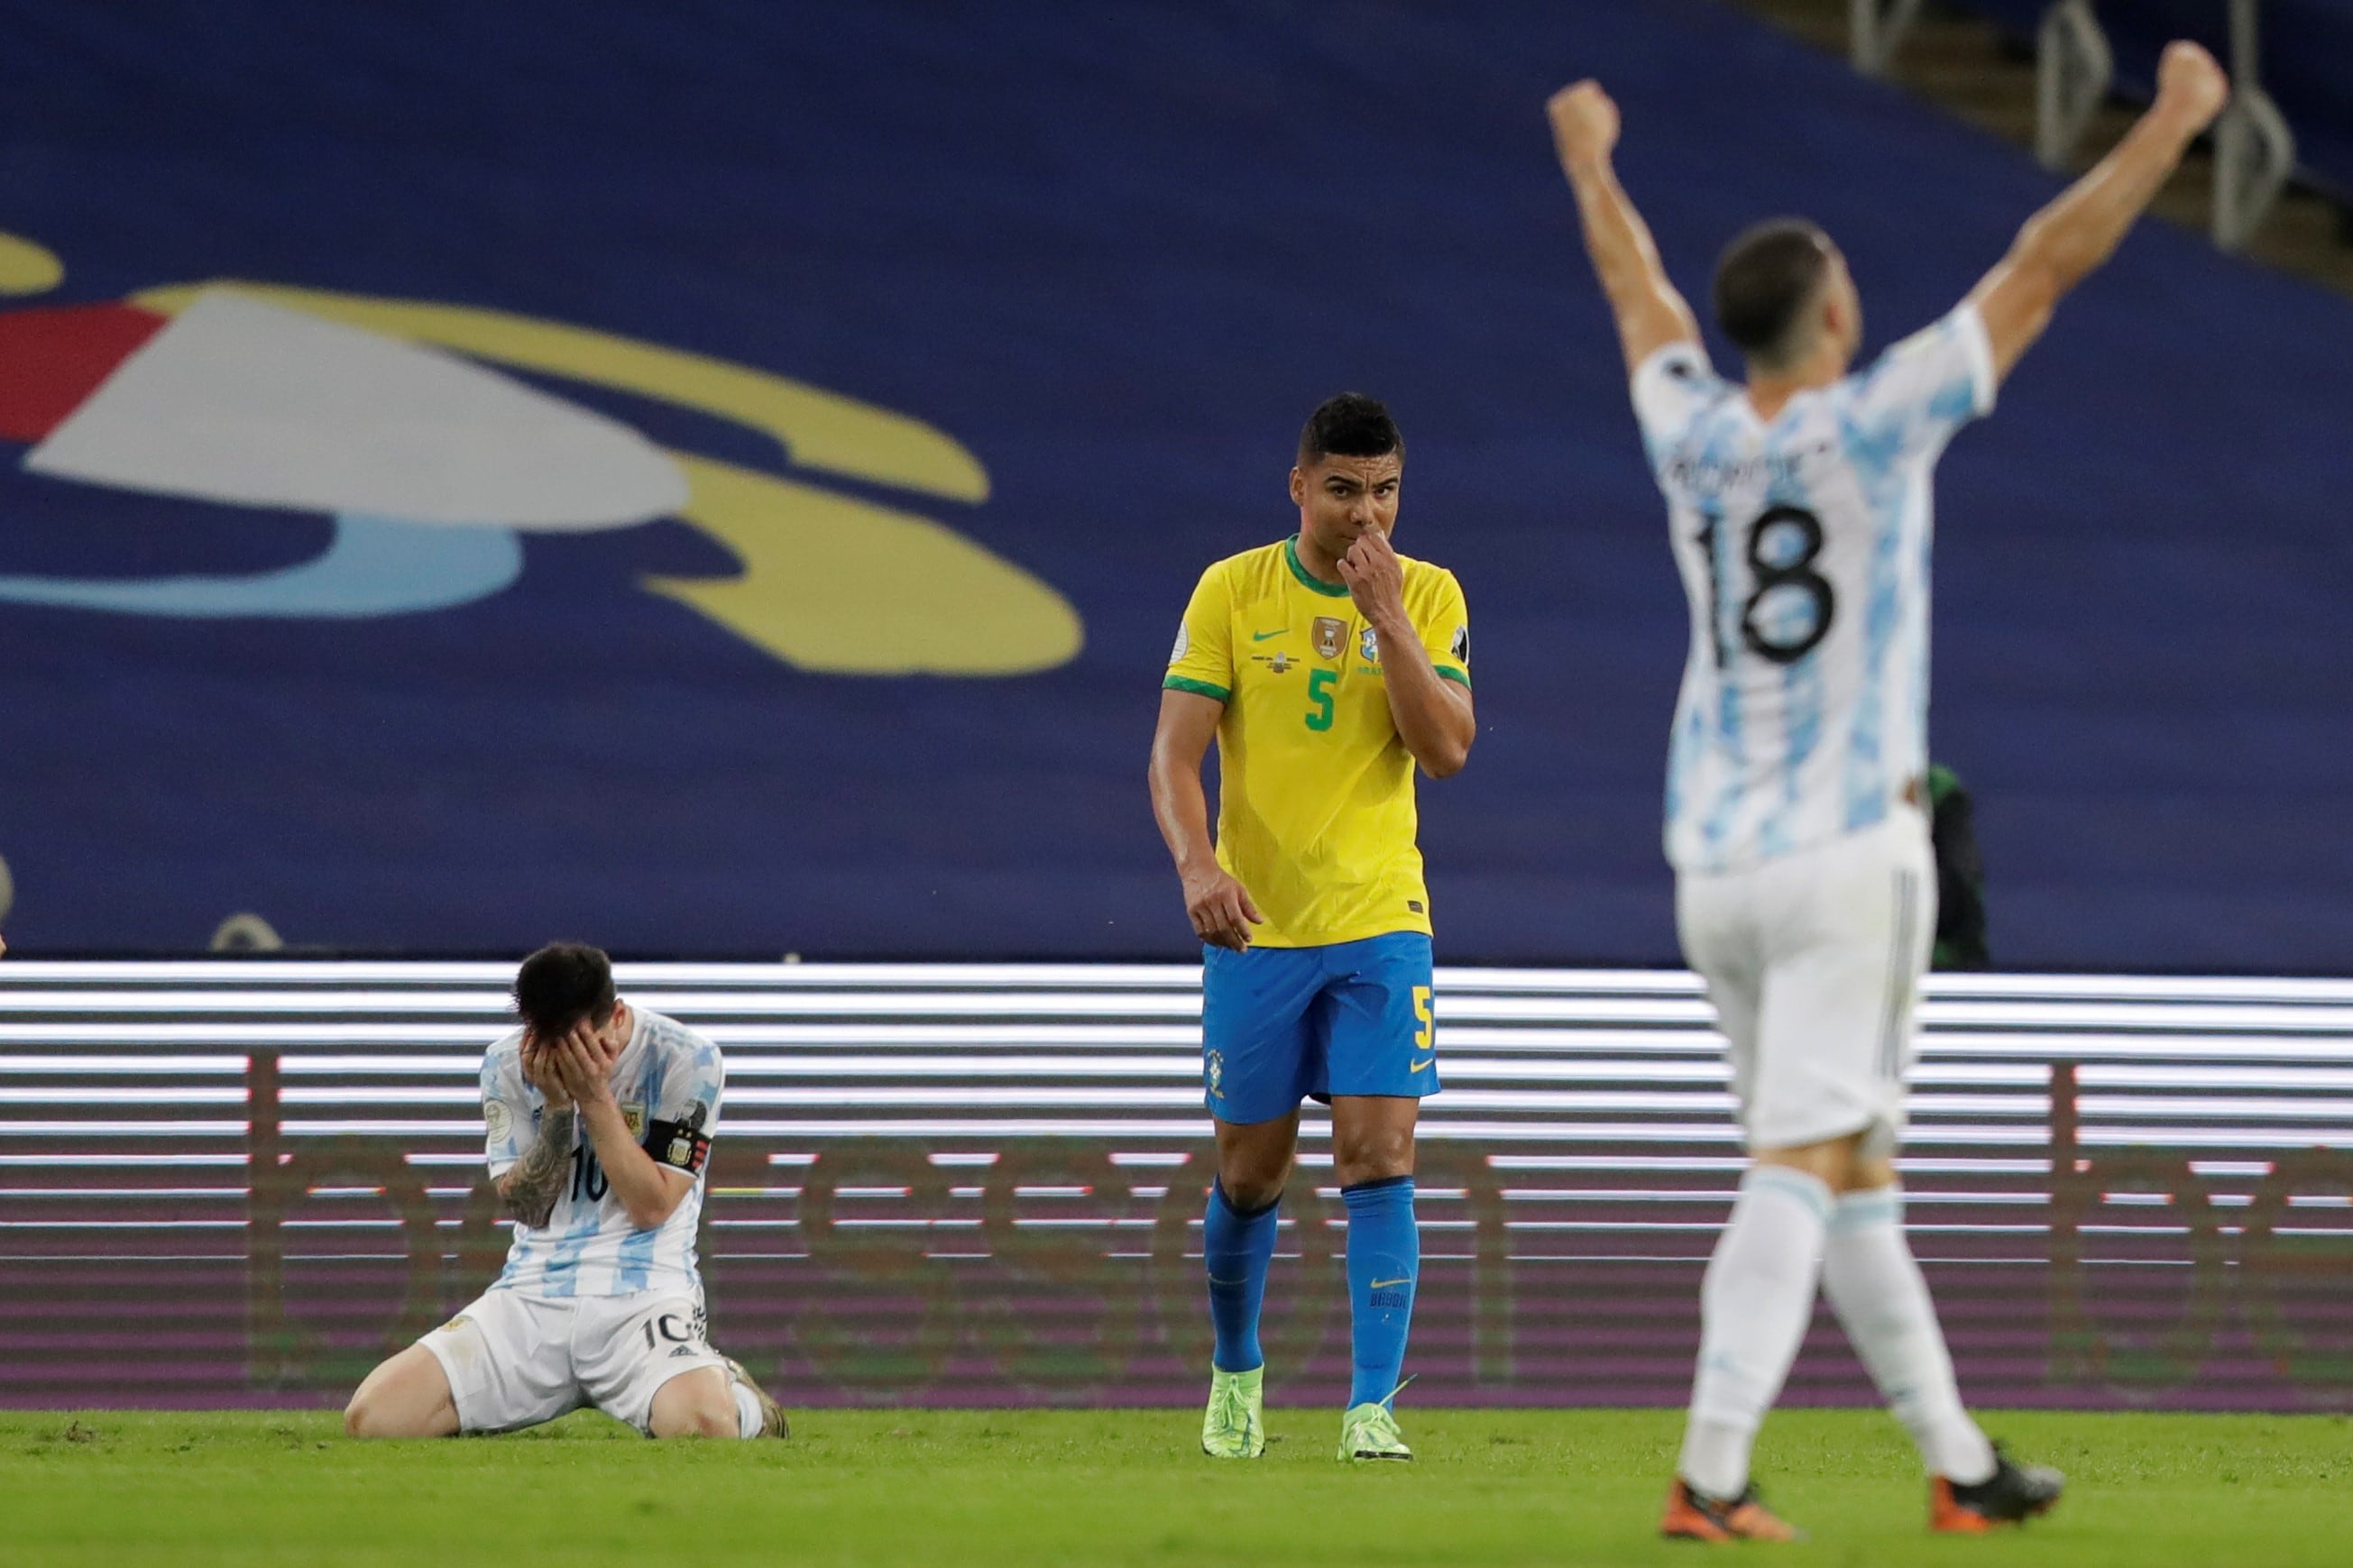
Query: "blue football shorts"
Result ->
[[1199, 931, 1437, 1124]]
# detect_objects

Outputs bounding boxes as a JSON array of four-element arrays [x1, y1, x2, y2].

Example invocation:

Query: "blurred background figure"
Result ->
[[1928, 764, 1990, 970]]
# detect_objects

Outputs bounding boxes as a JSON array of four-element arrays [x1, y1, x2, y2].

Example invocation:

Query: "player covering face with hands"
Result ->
[[1151, 393, 1474, 1463], [1548, 41, 2229, 1542], [344, 942, 785, 1441]]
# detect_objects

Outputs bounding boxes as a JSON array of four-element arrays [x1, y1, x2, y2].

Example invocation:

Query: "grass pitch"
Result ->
[[2, 1408, 2345, 1568]]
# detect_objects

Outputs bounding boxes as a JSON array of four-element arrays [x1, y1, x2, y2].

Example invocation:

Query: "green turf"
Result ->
[[3, 1408, 2347, 1567]]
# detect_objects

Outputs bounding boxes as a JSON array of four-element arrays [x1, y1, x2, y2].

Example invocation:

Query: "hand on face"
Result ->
[[1335, 523, 1407, 627], [1547, 79, 1619, 171], [547, 1018, 622, 1105], [520, 1032, 572, 1107], [521, 1014, 621, 1106]]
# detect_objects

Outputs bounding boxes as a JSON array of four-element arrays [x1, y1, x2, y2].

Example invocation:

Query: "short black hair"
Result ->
[[1712, 218, 1835, 366], [512, 942, 616, 1038], [1297, 392, 1403, 469]]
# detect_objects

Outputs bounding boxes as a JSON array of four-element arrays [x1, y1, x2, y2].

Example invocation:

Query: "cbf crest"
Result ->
[[1359, 627, 1381, 665], [1206, 1049, 1226, 1100], [1312, 616, 1347, 660]]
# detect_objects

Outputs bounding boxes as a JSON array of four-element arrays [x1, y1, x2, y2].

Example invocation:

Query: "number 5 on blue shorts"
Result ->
[[1199, 931, 1437, 1125]]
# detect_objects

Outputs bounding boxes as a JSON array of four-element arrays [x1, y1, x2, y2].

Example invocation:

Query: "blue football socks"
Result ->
[[1204, 1181, 1282, 1374], [1343, 1175, 1419, 1408]]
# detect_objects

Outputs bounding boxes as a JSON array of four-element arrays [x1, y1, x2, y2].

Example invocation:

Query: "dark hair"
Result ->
[[1712, 218, 1835, 365], [512, 942, 616, 1037], [1297, 392, 1403, 469]]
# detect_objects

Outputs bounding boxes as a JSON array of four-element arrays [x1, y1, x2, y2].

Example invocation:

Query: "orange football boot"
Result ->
[[1660, 1478, 1805, 1542]]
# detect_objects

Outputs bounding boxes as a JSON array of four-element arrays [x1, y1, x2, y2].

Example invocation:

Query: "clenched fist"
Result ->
[[1548, 79, 1620, 173], [2155, 40, 2229, 133]]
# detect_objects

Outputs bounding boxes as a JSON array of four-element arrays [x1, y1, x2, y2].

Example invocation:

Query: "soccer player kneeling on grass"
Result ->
[[1149, 394, 1475, 1463], [1547, 38, 2229, 1542], [344, 943, 784, 1441]]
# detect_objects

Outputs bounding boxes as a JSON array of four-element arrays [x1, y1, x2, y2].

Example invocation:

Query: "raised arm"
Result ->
[[1548, 80, 1701, 377], [1969, 41, 2229, 382]]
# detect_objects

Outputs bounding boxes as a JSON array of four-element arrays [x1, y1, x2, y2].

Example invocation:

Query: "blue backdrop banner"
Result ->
[[0, 2, 2346, 967]]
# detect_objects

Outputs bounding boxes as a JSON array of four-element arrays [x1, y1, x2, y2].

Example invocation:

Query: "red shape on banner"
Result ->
[[0, 302, 169, 444]]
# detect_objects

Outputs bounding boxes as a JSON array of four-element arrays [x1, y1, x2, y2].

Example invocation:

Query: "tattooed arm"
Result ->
[[495, 1035, 577, 1227], [497, 1105, 577, 1227]]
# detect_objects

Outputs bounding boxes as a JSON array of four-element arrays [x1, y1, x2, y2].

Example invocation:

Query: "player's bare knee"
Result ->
[[655, 1395, 740, 1440], [1328, 1096, 1417, 1186], [1330, 1129, 1414, 1187], [1218, 1164, 1287, 1212], [1212, 1124, 1295, 1209], [343, 1385, 406, 1440]]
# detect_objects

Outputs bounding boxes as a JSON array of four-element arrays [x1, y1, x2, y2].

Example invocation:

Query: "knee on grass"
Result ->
[[343, 1389, 418, 1440], [650, 1371, 745, 1440], [653, 1398, 741, 1441], [658, 1410, 739, 1448], [343, 1349, 458, 1439]]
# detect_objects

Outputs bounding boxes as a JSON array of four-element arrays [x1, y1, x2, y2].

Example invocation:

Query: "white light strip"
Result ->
[[0, 1153, 249, 1166], [1917, 1001, 2353, 1033], [0, 1088, 251, 1105], [0, 1056, 256, 1073], [0, 1121, 248, 1136], [2076, 1095, 2353, 1121], [0, 991, 522, 1014], [274, 1087, 481, 1105], [0, 961, 2346, 997], [1, 1028, 2348, 1068], [2077, 1064, 2353, 1090], [0, 1026, 495, 1045]]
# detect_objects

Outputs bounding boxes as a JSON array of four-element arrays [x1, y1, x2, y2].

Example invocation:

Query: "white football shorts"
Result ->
[[1676, 805, 1937, 1159], [418, 1286, 731, 1435]]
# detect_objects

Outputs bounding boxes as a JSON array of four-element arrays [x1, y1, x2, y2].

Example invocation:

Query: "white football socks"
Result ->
[[1678, 1164, 1834, 1499], [1821, 1185, 1997, 1485], [732, 1380, 764, 1440]]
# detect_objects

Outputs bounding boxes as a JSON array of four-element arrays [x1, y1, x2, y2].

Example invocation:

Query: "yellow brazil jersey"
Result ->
[[1163, 535, 1471, 949]]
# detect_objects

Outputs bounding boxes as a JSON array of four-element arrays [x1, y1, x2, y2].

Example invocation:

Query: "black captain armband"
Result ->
[[641, 1118, 712, 1175]]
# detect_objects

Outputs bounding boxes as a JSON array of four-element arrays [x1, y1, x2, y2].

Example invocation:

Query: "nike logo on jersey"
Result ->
[[1369, 1277, 1415, 1290], [1252, 628, 1284, 641], [1408, 1056, 1436, 1073]]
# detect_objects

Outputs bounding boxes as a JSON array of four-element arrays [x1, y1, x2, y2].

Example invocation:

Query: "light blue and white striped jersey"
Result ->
[[479, 1004, 723, 1298], [1635, 305, 1995, 873]]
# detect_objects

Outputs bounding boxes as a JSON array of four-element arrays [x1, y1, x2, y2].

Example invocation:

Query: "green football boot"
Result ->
[[1337, 1400, 1412, 1462], [1200, 1365, 1266, 1458]]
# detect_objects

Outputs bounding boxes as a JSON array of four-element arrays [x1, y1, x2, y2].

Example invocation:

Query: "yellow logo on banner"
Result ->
[[0, 232, 1082, 678]]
